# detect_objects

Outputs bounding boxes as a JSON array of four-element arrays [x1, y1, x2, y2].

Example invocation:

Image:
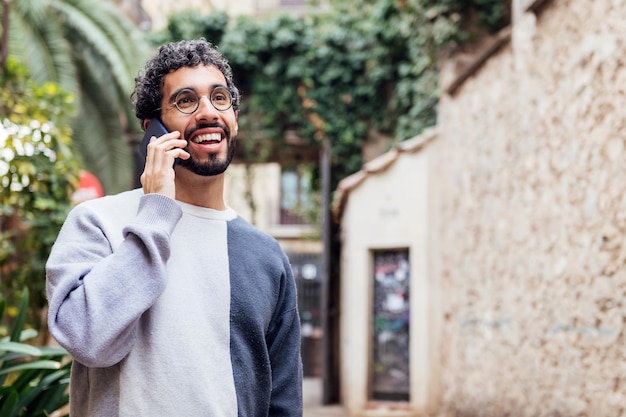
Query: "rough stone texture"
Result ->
[[435, 0, 626, 416]]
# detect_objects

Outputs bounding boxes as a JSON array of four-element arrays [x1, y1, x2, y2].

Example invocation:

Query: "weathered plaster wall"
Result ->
[[338, 134, 439, 416], [436, 0, 626, 415]]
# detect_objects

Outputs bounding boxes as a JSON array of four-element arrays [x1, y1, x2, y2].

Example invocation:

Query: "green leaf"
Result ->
[[0, 389, 19, 417], [13, 368, 70, 415], [37, 346, 68, 356], [0, 360, 62, 376], [0, 341, 42, 356], [18, 329, 38, 343], [0, 299, 5, 328], [9, 290, 28, 343]]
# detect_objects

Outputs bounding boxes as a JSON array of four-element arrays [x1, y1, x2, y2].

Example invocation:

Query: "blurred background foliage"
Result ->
[[0, 58, 80, 330], [0, 289, 70, 417], [154, 0, 510, 189], [0, 0, 508, 411], [0, 0, 509, 328], [1, 0, 510, 200], [3, 0, 150, 194]]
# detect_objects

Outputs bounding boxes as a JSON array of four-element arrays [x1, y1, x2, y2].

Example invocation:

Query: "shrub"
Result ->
[[0, 288, 70, 417]]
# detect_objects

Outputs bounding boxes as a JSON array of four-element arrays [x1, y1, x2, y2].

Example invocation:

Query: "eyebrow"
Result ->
[[167, 83, 229, 103]]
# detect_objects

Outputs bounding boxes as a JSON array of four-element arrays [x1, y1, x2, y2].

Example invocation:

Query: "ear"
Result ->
[[142, 119, 150, 131]]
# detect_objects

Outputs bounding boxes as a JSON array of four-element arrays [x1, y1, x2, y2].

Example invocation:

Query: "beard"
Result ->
[[177, 123, 237, 176]]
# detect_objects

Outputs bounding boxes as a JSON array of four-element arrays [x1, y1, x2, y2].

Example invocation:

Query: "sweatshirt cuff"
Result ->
[[135, 193, 183, 234]]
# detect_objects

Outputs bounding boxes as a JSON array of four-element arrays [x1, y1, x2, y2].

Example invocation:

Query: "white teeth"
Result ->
[[193, 133, 222, 144]]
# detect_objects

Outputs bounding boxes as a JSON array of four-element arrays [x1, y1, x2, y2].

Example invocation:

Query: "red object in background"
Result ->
[[72, 170, 104, 204]]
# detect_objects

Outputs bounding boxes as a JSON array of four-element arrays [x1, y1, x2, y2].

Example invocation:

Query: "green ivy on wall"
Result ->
[[154, 0, 510, 189]]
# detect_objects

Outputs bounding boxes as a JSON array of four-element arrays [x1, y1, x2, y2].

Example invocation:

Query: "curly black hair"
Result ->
[[132, 39, 240, 128]]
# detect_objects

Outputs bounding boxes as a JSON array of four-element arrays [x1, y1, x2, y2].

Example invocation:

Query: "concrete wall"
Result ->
[[337, 133, 441, 416], [435, 0, 626, 415]]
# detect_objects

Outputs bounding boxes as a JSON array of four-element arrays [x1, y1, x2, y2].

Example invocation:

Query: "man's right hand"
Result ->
[[140, 131, 190, 199]]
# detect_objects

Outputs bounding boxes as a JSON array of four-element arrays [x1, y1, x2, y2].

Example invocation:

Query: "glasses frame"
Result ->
[[167, 86, 235, 115]]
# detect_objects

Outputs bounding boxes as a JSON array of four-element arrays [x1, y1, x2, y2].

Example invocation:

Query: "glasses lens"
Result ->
[[174, 89, 199, 114], [211, 86, 232, 111]]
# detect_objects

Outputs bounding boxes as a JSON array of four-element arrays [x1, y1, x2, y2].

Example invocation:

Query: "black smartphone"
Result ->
[[139, 118, 169, 162]]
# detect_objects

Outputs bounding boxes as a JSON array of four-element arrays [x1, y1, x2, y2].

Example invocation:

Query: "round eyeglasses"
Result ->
[[170, 86, 233, 114]]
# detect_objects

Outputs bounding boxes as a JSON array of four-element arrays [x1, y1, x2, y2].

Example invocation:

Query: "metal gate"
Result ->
[[288, 251, 323, 377]]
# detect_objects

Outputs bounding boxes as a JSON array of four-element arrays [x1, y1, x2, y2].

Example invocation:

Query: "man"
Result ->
[[46, 39, 303, 416]]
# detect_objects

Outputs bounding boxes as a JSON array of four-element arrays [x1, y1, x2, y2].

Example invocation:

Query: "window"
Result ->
[[280, 164, 314, 225]]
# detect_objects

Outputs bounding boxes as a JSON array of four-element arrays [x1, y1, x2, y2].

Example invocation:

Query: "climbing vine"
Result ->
[[154, 0, 510, 189]]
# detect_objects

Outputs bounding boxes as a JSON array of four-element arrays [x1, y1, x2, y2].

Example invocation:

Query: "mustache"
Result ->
[[184, 122, 230, 140]]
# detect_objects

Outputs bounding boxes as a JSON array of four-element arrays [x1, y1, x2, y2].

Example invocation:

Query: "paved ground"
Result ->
[[303, 377, 349, 417]]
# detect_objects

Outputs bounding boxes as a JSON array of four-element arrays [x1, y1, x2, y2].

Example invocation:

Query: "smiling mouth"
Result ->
[[192, 133, 223, 144]]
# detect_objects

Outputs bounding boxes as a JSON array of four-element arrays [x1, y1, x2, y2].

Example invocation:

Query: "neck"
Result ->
[[174, 168, 226, 210]]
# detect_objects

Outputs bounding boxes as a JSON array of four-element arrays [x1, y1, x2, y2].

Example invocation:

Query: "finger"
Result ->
[[146, 137, 186, 164], [172, 148, 191, 160], [150, 130, 180, 143]]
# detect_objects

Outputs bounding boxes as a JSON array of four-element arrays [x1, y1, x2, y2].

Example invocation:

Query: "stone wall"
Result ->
[[435, 0, 626, 415]]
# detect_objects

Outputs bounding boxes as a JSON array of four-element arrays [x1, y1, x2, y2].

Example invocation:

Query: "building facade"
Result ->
[[335, 131, 441, 416], [336, 0, 626, 415], [435, 0, 626, 414]]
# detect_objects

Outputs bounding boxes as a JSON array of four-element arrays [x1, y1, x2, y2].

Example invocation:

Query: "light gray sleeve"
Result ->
[[46, 193, 182, 367]]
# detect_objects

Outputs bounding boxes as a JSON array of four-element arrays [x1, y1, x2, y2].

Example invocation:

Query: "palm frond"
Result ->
[[8, 5, 77, 94], [72, 62, 134, 193], [52, 0, 149, 96], [6, 0, 151, 193], [85, 0, 152, 76]]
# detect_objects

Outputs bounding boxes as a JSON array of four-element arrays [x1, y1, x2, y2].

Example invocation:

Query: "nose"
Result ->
[[194, 95, 219, 121]]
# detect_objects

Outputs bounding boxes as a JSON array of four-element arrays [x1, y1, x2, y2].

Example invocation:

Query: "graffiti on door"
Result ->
[[371, 249, 410, 401]]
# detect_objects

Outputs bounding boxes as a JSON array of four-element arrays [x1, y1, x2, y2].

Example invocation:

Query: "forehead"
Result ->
[[162, 65, 227, 95]]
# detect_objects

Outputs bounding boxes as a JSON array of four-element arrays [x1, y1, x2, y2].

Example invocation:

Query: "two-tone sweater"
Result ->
[[46, 189, 303, 416]]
